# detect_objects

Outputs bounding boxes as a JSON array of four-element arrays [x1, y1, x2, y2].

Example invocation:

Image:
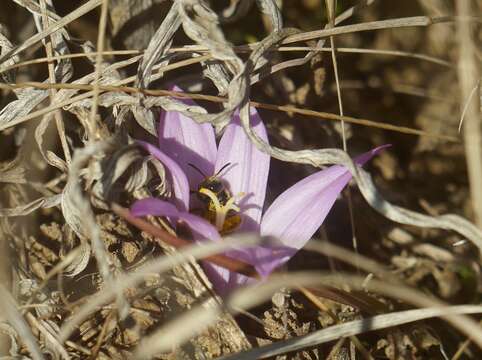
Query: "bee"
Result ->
[[189, 163, 232, 210], [188, 163, 241, 234]]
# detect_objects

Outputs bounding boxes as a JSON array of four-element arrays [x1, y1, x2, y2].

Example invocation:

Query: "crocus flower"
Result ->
[[131, 87, 387, 293]]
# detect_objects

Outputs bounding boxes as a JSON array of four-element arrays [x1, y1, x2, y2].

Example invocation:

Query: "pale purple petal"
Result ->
[[131, 198, 220, 241], [203, 237, 301, 294], [158, 85, 217, 187], [353, 144, 391, 167], [204, 243, 296, 295], [131, 197, 182, 217], [215, 107, 270, 232], [244, 241, 297, 278], [202, 246, 258, 296], [258, 145, 389, 273], [201, 262, 252, 296], [138, 141, 190, 211], [131, 198, 247, 295]]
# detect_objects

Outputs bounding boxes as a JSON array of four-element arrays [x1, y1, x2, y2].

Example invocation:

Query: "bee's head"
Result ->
[[199, 178, 224, 194], [197, 178, 226, 205]]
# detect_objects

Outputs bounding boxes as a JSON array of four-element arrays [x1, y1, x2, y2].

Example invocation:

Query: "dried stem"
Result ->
[[0, 82, 459, 141], [456, 0, 482, 228], [39, 0, 71, 164], [0, 0, 103, 66], [0, 46, 452, 75], [88, 0, 110, 139]]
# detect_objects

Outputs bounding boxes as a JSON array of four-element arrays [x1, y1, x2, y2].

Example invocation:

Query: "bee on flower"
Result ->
[[131, 86, 387, 294]]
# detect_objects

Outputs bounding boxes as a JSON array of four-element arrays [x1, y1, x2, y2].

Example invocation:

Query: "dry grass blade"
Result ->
[[23, 247, 83, 308], [280, 16, 453, 45], [58, 234, 259, 341], [134, 302, 220, 359], [136, 3, 181, 88], [112, 204, 258, 277], [62, 142, 130, 320], [324, 0, 358, 264], [228, 273, 482, 349], [0, 89, 92, 131], [88, 0, 110, 139], [0, 156, 26, 184], [236, 36, 482, 253], [0, 32, 51, 132], [458, 80, 481, 132], [0, 194, 61, 217], [0, 0, 102, 67], [12, 0, 61, 21], [38, 0, 71, 165], [177, 97, 420, 140], [0, 82, 459, 141], [355, 167, 482, 253], [221, 305, 482, 360], [256, 0, 282, 30], [456, 0, 482, 228], [0, 50, 141, 74], [304, 241, 396, 281], [293, 46, 452, 66], [24, 313, 70, 360], [2, 1, 482, 358], [0, 285, 44, 360], [134, 271, 482, 357], [0, 51, 211, 131], [0, 46, 451, 76]]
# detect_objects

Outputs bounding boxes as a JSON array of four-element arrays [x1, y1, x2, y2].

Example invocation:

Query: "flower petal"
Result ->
[[131, 197, 244, 295], [201, 246, 257, 296], [201, 262, 251, 296], [215, 107, 270, 232], [244, 241, 298, 278], [259, 145, 389, 273], [204, 242, 297, 295], [158, 85, 217, 188], [131, 198, 220, 241], [352, 144, 391, 167], [138, 141, 190, 211], [131, 197, 182, 217]]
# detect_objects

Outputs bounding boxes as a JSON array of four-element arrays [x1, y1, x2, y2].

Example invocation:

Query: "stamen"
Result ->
[[199, 188, 224, 229], [217, 193, 245, 230], [198, 189, 246, 232], [199, 188, 245, 233], [224, 196, 238, 213]]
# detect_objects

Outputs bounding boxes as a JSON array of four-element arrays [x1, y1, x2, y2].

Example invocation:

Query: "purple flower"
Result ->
[[131, 86, 388, 293]]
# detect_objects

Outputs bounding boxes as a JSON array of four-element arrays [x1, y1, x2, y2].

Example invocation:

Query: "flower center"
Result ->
[[198, 188, 243, 234]]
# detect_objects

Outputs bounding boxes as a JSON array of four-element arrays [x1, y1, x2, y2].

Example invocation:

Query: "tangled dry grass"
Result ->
[[0, 0, 481, 359]]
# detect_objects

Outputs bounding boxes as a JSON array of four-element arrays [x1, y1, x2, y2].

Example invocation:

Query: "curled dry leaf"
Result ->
[[0, 322, 21, 357], [101, 142, 154, 202], [0, 194, 61, 217], [136, 2, 181, 89]]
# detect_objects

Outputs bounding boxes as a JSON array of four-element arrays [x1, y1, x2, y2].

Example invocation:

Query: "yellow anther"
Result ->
[[199, 188, 224, 229], [199, 189, 246, 232], [224, 196, 238, 212]]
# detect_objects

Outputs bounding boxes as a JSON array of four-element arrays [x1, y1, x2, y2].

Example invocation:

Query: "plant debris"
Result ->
[[1, 0, 481, 359]]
